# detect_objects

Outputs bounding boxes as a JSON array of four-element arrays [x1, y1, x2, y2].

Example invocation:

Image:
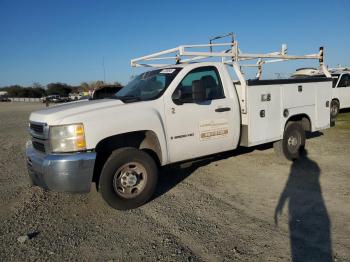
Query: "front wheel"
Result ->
[[274, 122, 305, 161], [99, 148, 158, 210]]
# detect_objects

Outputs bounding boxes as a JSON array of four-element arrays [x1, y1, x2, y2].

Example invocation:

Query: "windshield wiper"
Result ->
[[113, 95, 141, 103]]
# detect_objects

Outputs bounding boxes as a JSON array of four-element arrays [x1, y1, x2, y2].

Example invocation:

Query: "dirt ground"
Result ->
[[0, 102, 349, 261]]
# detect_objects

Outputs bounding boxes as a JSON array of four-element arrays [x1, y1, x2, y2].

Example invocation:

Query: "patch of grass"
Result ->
[[337, 111, 350, 120], [336, 111, 350, 129]]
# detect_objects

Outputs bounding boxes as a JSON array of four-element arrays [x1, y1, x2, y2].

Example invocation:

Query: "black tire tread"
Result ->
[[274, 121, 305, 161], [99, 147, 158, 210]]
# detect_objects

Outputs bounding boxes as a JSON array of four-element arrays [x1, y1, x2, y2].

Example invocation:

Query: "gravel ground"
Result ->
[[0, 102, 349, 261]]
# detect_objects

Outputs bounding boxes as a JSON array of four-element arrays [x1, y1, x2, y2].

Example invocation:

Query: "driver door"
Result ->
[[164, 66, 236, 163]]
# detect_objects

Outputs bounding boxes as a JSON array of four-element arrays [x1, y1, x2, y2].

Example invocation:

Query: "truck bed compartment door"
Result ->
[[247, 85, 282, 145], [283, 83, 315, 108], [315, 81, 332, 130]]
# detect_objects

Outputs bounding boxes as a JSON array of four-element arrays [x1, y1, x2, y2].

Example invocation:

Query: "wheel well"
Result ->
[[332, 98, 340, 105], [285, 114, 311, 132], [92, 131, 162, 185]]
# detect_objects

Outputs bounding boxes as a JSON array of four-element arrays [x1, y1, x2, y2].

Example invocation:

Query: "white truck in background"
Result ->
[[26, 34, 332, 210], [292, 66, 350, 119], [0, 91, 10, 102]]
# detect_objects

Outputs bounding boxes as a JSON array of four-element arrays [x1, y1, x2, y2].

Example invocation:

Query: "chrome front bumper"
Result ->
[[26, 141, 96, 193]]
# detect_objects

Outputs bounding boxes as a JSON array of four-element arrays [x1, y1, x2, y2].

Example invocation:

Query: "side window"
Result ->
[[172, 66, 225, 103], [337, 74, 350, 88], [155, 75, 166, 87]]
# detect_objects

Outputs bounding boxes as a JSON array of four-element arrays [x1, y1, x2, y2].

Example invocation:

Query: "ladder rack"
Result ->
[[130, 35, 331, 113]]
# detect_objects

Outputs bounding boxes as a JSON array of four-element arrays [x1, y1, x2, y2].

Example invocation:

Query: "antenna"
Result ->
[[102, 56, 106, 82], [209, 32, 235, 52]]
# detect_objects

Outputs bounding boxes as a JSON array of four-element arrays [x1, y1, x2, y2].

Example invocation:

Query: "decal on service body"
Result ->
[[160, 69, 176, 74], [199, 119, 229, 141]]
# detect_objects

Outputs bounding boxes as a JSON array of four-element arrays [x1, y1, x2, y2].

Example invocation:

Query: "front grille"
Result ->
[[30, 123, 44, 134], [32, 141, 46, 153]]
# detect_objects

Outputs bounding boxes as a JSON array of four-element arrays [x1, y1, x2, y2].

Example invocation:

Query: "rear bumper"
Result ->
[[26, 141, 96, 193]]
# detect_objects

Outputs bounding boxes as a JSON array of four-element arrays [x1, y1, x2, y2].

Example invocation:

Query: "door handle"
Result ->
[[215, 107, 231, 112]]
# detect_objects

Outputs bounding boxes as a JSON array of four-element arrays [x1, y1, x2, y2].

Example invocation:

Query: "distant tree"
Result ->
[[113, 81, 123, 87], [95, 80, 105, 88], [80, 82, 90, 92], [0, 85, 44, 97], [2, 85, 24, 97], [70, 85, 81, 94], [89, 81, 105, 90], [0, 80, 123, 97], [30, 82, 46, 97], [32, 82, 42, 89], [30, 87, 46, 98], [46, 83, 72, 96]]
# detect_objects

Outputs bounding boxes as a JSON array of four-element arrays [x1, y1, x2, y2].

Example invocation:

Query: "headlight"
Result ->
[[50, 123, 86, 152]]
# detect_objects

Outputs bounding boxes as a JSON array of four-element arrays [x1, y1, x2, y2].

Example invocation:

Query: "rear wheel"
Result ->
[[274, 122, 305, 161], [99, 148, 158, 210], [330, 100, 339, 126]]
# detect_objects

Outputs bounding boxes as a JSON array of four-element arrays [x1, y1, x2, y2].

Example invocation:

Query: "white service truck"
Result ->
[[26, 36, 333, 210], [292, 67, 350, 119]]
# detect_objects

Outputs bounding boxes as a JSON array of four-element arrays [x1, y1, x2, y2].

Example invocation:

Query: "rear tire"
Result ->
[[274, 122, 305, 161], [330, 100, 340, 118], [330, 100, 339, 126], [99, 147, 158, 210]]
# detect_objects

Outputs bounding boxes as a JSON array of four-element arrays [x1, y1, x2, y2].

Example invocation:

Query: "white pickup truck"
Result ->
[[329, 69, 350, 117], [26, 37, 333, 209], [292, 67, 350, 119]]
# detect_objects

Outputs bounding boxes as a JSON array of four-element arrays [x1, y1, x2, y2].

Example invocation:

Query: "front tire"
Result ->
[[274, 122, 305, 161], [99, 148, 158, 210]]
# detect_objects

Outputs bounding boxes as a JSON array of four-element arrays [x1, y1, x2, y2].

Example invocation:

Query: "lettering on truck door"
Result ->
[[164, 66, 236, 163]]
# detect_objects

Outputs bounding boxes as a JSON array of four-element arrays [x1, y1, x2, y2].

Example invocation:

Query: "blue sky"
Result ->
[[0, 0, 349, 87]]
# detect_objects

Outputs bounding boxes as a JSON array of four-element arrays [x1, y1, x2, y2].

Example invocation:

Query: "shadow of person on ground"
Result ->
[[274, 150, 333, 262]]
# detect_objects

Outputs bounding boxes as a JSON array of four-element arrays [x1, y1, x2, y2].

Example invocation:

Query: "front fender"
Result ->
[[59, 99, 169, 164]]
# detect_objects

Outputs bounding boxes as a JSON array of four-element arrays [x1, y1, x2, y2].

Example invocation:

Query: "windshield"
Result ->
[[115, 68, 181, 102]]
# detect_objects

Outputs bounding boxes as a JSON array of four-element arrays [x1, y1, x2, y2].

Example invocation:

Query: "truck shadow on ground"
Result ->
[[153, 144, 267, 200], [340, 108, 350, 114], [153, 131, 323, 200], [274, 150, 333, 262]]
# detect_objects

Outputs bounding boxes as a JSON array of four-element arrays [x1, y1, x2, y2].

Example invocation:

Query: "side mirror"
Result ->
[[172, 89, 183, 105]]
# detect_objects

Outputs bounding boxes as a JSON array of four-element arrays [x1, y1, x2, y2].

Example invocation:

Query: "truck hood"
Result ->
[[30, 99, 124, 124]]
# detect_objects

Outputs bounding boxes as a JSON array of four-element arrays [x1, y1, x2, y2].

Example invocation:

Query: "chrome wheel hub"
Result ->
[[287, 132, 301, 154], [113, 162, 147, 199], [288, 136, 298, 147], [120, 172, 138, 187], [331, 106, 338, 115]]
